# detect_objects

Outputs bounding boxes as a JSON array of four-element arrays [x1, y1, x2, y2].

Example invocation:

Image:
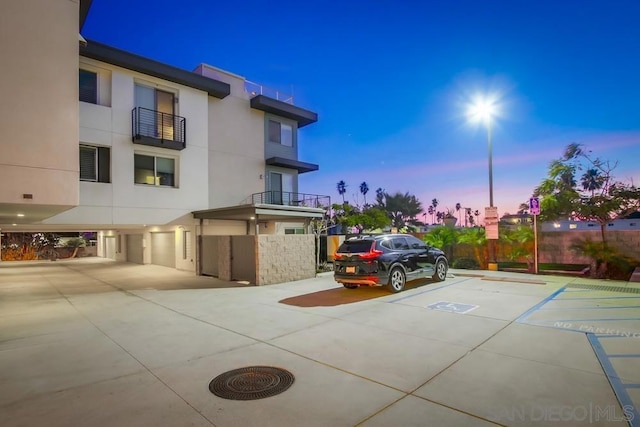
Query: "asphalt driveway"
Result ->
[[1, 258, 639, 426]]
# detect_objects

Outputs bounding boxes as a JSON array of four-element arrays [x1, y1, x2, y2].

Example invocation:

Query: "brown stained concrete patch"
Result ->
[[279, 280, 434, 307], [481, 276, 546, 285]]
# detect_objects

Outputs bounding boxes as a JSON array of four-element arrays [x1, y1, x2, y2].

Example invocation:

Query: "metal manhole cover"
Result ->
[[209, 366, 294, 400], [567, 283, 640, 294]]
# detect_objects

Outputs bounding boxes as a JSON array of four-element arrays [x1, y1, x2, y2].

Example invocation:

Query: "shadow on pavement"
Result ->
[[279, 279, 434, 307]]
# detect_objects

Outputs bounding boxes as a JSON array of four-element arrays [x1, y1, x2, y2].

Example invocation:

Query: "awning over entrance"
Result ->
[[192, 204, 325, 222]]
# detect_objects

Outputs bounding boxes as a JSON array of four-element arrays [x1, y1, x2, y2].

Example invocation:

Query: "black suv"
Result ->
[[333, 234, 448, 293]]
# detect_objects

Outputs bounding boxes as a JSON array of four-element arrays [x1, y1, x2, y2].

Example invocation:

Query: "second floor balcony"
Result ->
[[132, 107, 186, 150], [245, 191, 331, 209]]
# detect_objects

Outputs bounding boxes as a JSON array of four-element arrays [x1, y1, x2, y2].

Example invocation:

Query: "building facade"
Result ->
[[0, 0, 329, 283]]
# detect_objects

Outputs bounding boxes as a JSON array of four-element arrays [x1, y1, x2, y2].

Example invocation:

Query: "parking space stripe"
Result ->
[[588, 334, 640, 427], [549, 318, 640, 322], [538, 305, 640, 310], [560, 296, 640, 300], [515, 287, 566, 323]]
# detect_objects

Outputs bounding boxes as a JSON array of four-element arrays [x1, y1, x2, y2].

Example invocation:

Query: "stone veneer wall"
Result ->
[[257, 235, 315, 285]]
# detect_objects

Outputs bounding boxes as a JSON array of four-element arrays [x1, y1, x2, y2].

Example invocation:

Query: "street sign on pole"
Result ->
[[485, 206, 499, 240], [528, 197, 540, 274], [529, 197, 540, 215]]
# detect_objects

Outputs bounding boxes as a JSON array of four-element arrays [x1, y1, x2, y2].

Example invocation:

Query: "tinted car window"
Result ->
[[391, 237, 409, 250], [407, 236, 426, 249], [338, 240, 374, 253], [380, 239, 393, 250]]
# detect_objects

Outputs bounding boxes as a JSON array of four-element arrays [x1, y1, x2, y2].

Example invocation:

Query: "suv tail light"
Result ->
[[358, 249, 383, 260]]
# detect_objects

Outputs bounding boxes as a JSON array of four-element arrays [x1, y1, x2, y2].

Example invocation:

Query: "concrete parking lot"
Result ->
[[1, 258, 639, 426]]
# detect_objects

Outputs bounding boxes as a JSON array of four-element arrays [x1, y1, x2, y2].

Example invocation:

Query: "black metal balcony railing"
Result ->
[[132, 107, 186, 150], [246, 192, 331, 208]]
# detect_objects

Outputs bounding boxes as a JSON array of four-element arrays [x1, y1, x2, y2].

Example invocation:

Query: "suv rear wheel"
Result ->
[[343, 284, 358, 289], [388, 267, 406, 293]]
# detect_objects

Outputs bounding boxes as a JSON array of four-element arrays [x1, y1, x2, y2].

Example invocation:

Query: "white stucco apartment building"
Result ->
[[0, 0, 328, 284]]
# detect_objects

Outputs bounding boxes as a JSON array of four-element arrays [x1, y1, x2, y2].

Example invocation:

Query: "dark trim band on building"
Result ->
[[80, 40, 230, 99], [250, 95, 318, 128], [266, 157, 319, 174]]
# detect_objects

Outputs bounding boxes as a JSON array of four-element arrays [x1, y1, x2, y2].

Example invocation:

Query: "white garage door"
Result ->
[[104, 236, 116, 260], [151, 232, 175, 268]]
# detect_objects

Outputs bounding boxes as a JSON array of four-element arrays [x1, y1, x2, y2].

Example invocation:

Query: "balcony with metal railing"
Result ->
[[245, 191, 330, 209], [132, 107, 186, 150]]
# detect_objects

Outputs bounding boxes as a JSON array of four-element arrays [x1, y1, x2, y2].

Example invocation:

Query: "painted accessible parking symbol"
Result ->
[[427, 301, 479, 314]]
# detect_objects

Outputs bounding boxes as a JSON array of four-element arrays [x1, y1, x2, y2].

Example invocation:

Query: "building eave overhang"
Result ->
[[79, 0, 93, 30], [266, 157, 318, 174], [80, 40, 230, 99], [250, 95, 317, 128], [192, 204, 325, 221]]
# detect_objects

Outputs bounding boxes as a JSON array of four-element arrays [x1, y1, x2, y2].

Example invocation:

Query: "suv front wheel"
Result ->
[[433, 259, 447, 282], [388, 266, 406, 293]]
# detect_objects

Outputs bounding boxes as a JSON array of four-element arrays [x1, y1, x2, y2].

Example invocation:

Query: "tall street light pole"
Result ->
[[487, 116, 494, 208], [469, 97, 498, 270]]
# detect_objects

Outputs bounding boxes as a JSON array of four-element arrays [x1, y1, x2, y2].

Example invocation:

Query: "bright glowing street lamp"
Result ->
[[468, 98, 496, 207], [468, 97, 498, 269]]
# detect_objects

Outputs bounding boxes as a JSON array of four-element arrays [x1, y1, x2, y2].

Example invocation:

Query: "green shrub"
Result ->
[[452, 257, 479, 269]]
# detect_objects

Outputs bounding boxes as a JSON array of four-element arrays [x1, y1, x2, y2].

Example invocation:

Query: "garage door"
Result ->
[[126, 234, 144, 264], [104, 236, 116, 260], [151, 232, 175, 268]]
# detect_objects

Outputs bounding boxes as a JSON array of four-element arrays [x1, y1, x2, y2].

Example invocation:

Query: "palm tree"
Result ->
[[457, 227, 487, 268], [431, 198, 439, 212], [359, 182, 369, 206], [375, 187, 385, 206], [336, 180, 347, 203], [427, 206, 435, 224], [581, 168, 604, 196], [383, 192, 423, 228], [455, 202, 462, 226]]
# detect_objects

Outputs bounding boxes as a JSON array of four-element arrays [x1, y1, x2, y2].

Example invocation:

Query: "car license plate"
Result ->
[[346, 266, 356, 273]]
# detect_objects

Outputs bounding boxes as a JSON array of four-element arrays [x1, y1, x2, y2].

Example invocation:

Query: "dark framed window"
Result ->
[[80, 145, 110, 182], [268, 119, 293, 146], [79, 69, 98, 104], [284, 228, 304, 235], [134, 154, 175, 187]]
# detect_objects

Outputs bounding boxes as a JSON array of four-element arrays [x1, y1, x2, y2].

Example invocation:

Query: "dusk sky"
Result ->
[[83, 0, 640, 222]]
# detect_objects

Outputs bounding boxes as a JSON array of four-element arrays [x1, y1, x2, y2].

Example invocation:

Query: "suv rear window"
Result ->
[[337, 239, 374, 253]]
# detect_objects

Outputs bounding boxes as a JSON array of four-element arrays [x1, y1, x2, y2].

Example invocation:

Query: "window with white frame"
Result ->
[[268, 120, 293, 147], [79, 145, 110, 182], [134, 153, 176, 187]]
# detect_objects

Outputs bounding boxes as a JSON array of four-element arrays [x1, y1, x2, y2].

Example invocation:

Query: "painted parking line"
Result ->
[[514, 287, 566, 324], [589, 334, 640, 427], [516, 286, 640, 426]]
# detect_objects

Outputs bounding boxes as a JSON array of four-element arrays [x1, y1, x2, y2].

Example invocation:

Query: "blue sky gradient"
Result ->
[[83, 0, 640, 221]]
